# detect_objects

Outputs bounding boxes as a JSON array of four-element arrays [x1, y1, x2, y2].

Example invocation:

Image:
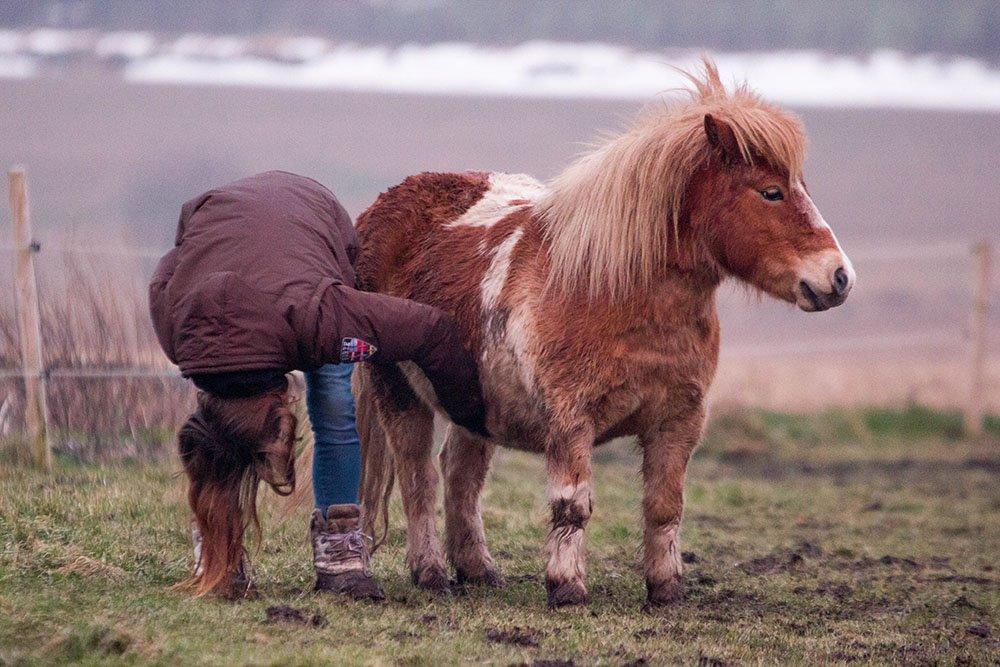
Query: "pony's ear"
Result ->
[[704, 114, 741, 162]]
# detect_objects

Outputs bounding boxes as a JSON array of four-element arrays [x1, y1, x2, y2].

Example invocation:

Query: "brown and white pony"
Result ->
[[353, 60, 854, 608]]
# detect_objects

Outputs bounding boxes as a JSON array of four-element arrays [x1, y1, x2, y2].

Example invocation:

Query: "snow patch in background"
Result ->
[[94, 32, 156, 59], [0, 55, 37, 79], [2, 26, 998, 111], [123, 42, 1000, 111]]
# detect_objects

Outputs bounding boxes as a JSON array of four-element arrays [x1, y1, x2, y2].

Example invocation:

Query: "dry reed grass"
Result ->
[[0, 247, 193, 461]]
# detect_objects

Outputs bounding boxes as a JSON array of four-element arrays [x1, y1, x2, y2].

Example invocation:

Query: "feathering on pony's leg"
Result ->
[[441, 426, 503, 586], [640, 415, 702, 606], [544, 421, 595, 607]]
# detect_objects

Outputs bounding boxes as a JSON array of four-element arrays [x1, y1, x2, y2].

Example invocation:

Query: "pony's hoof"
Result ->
[[456, 566, 504, 588], [411, 566, 450, 592], [645, 578, 685, 606], [546, 578, 588, 608]]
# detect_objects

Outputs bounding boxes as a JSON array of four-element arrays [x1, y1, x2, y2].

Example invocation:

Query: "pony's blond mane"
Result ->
[[537, 58, 807, 300]]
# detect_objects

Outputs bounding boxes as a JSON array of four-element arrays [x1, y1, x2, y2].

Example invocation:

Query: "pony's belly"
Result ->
[[398, 354, 547, 452], [480, 347, 549, 453], [473, 300, 551, 451]]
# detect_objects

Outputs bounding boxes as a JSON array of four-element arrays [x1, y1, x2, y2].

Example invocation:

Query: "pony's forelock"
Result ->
[[537, 57, 806, 300]]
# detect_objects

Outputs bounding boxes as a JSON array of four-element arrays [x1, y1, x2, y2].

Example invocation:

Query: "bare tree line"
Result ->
[[4, 0, 998, 60]]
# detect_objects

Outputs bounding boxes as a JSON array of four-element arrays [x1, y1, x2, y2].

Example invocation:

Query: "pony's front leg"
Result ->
[[640, 419, 701, 606], [544, 421, 594, 607]]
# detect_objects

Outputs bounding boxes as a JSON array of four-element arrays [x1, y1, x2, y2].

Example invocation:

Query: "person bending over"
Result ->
[[149, 171, 488, 599]]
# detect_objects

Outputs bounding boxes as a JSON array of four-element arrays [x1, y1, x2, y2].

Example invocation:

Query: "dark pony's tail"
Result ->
[[176, 387, 296, 597]]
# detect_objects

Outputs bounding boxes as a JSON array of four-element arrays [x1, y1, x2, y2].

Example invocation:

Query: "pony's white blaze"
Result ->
[[447, 172, 546, 229], [480, 227, 524, 310], [793, 180, 829, 231], [792, 180, 856, 308]]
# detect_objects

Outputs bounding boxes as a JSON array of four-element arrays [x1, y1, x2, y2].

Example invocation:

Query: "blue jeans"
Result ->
[[305, 363, 361, 509]]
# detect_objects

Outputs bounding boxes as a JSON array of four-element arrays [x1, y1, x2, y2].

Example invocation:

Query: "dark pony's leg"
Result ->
[[544, 419, 594, 607], [367, 363, 449, 591], [440, 425, 501, 586], [640, 413, 702, 606]]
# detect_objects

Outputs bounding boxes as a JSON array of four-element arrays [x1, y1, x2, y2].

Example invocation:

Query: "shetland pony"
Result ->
[[353, 60, 854, 608]]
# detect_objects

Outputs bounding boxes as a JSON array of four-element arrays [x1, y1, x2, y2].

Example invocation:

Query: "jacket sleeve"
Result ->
[[316, 284, 489, 436], [148, 247, 180, 364]]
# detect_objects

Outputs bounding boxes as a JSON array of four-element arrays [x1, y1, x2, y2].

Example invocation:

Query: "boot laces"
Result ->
[[317, 528, 373, 576]]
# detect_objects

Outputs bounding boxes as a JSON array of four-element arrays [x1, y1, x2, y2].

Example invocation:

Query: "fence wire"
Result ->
[[0, 240, 993, 381]]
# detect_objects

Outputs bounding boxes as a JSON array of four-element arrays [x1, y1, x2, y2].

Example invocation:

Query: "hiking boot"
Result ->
[[191, 522, 256, 598], [311, 504, 385, 601]]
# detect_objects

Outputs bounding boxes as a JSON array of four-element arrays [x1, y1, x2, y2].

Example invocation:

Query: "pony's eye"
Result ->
[[760, 187, 783, 201]]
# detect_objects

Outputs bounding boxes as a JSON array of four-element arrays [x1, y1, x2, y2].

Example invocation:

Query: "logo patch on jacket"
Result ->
[[340, 337, 377, 363]]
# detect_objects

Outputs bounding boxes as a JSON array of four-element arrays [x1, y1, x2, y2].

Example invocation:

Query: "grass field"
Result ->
[[1, 407, 998, 665]]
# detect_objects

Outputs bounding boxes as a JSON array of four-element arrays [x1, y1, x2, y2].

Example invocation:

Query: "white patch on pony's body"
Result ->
[[504, 305, 538, 392], [480, 227, 524, 310], [478, 290, 546, 448], [448, 172, 546, 229]]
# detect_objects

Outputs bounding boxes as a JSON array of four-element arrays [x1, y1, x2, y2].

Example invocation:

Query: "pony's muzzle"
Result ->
[[795, 254, 855, 312], [795, 266, 854, 313]]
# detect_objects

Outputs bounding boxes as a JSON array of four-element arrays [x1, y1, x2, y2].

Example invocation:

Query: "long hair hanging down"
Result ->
[[536, 57, 808, 300], [177, 388, 297, 597]]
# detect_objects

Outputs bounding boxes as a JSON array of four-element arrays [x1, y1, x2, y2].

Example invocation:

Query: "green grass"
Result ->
[[1, 408, 998, 665]]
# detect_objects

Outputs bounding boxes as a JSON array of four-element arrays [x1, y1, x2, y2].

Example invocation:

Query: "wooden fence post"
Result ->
[[8, 167, 51, 471], [965, 240, 992, 437]]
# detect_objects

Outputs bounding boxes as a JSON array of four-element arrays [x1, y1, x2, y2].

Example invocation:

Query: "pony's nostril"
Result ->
[[833, 267, 849, 296]]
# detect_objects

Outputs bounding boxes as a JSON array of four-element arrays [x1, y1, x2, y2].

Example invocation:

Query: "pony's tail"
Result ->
[[177, 389, 296, 597], [354, 364, 395, 552], [280, 372, 316, 518]]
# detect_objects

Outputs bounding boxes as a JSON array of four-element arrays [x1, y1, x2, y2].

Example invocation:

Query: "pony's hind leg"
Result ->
[[640, 418, 701, 606], [369, 364, 449, 591], [440, 426, 501, 586], [544, 421, 594, 607]]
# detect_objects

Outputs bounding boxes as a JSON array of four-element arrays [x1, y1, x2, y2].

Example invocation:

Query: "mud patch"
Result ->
[[815, 583, 854, 600], [688, 571, 717, 588], [739, 552, 803, 575], [929, 574, 995, 585], [485, 626, 541, 647], [952, 596, 983, 611], [853, 555, 922, 570], [738, 541, 824, 575], [967, 623, 991, 638], [264, 605, 328, 628], [44, 626, 132, 660]]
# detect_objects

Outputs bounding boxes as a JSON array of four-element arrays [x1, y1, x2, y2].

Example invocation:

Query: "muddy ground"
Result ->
[[1, 407, 997, 664]]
